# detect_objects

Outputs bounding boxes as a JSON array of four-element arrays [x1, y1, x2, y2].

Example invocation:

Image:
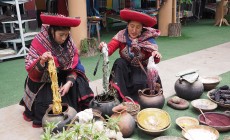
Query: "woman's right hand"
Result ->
[[40, 52, 52, 66], [98, 42, 106, 52]]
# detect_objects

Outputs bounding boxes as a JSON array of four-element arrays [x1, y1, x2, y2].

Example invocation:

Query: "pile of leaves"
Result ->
[[41, 115, 123, 140]]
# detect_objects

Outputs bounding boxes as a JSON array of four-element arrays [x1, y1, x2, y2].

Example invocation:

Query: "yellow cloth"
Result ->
[[107, 0, 113, 9]]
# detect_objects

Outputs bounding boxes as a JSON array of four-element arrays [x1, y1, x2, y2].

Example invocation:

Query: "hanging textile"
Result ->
[[113, 0, 119, 12], [107, 0, 113, 9], [131, 0, 141, 8]]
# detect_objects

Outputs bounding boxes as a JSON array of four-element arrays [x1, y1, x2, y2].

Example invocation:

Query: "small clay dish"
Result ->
[[176, 116, 199, 128], [167, 96, 189, 110], [191, 99, 217, 112]]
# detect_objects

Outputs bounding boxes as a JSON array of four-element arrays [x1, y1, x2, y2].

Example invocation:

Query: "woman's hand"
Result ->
[[152, 51, 162, 59], [59, 81, 73, 96], [40, 52, 52, 66], [98, 42, 106, 52]]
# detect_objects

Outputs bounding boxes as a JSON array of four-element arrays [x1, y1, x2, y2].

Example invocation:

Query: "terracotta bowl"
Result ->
[[198, 112, 230, 132], [137, 108, 171, 131], [153, 136, 185, 140], [176, 116, 199, 128], [200, 76, 221, 91], [182, 125, 219, 140], [137, 123, 171, 136], [191, 99, 217, 112]]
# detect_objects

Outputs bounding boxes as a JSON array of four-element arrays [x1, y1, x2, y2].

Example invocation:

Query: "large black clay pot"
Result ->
[[138, 88, 165, 109], [42, 103, 77, 132], [174, 78, 204, 100], [89, 94, 120, 117]]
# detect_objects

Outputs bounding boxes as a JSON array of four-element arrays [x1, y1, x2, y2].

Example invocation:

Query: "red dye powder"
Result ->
[[200, 113, 230, 126]]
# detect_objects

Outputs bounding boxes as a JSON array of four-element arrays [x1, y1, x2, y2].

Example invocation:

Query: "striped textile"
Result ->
[[25, 25, 78, 71], [113, 27, 160, 52], [98, 0, 106, 8]]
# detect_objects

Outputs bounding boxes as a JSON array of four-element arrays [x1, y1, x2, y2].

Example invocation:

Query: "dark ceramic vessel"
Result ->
[[89, 94, 120, 117], [42, 103, 77, 133], [138, 88, 165, 109], [174, 78, 204, 100]]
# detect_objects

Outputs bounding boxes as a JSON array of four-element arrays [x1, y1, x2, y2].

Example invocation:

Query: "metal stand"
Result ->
[[88, 20, 101, 43], [0, 0, 38, 61]]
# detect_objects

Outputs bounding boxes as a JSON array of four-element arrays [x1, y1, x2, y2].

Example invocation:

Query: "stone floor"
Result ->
[[1, 42, 230, 140]]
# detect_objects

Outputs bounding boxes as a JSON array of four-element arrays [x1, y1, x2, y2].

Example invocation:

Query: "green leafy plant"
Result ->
[[41, 115, 121, 140], [80, 38, 89, 53], [41, 121, 59, 140], [80, 38, 98, 55], [178, 0, 192, 22], [105, 115, 120, 132]]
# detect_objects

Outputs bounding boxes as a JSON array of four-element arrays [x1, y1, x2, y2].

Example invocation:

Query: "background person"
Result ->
[[98, 9, 162, 102]]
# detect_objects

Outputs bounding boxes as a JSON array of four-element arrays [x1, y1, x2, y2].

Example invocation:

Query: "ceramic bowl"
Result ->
[[198, 112, 230, 132], [176, 116, 199, 128], [137, 108, 171, 131], [191, 99, 217, 112], [153, 136, 185, 140], [200, 76, 221, 91], [182, 125, 219, 140], [137, 123, 171, 136]]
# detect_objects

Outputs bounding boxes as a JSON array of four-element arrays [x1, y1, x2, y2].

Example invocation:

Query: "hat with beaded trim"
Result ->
[[40, 13, 81, 27], [120, 8, 157, 27]]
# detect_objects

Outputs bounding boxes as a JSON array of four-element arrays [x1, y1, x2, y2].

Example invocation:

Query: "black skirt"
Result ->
[[110, 58, 162, 102], [20, 71, 94, 126]]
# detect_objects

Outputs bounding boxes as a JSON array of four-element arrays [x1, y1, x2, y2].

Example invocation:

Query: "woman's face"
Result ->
[[52, 29, 70, 45], [127, 21, 143, 39]]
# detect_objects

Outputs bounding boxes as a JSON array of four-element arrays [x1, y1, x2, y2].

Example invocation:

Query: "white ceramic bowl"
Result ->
[[176, 116, 199, 128], [182, 125, 219, 140], [191, 99, 217, 112]]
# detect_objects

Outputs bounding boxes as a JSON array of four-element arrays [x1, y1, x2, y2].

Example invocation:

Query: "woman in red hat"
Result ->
[[20, 13, 94, 128], [98, 9, 162, 102]]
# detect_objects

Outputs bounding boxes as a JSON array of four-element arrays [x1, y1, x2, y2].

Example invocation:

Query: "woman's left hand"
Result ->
[[59, 81, 73, 96], [152, 51, 162, 59]]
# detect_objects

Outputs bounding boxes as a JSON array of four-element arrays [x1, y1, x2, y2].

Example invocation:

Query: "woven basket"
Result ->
[[122, 96, 140, 121]]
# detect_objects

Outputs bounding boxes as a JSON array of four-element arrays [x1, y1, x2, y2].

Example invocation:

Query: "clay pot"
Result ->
[[42, 103, 77, 132], [111, 104, 136, 138], [89, 94, 120, 117], [138, 88, 165, 109], [174, 78, 204, 100]]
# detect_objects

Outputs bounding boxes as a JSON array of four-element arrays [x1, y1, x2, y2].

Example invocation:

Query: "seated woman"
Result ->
[[20, 13, 94, 128], [98, 9, 162, 102]]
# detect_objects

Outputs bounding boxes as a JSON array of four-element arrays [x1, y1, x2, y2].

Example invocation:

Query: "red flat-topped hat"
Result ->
[[40, 13, 81, 27], [120, 9, 157, 27]]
